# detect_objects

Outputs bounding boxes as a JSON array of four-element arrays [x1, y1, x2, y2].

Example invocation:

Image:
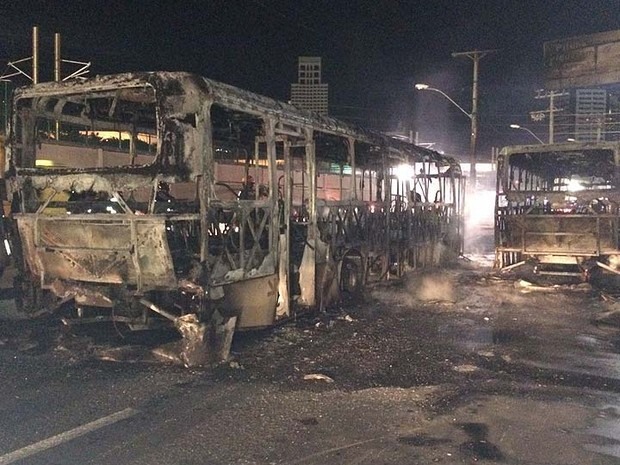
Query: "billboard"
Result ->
[[544, 29, 620, 89]]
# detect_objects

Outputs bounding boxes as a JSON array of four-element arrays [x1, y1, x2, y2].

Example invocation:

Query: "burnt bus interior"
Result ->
[[495, 142, 620, 277], [7, 73, 464, 362]]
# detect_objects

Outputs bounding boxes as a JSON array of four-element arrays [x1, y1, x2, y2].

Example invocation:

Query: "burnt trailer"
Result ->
[[5, 72, 464, 364], [495, 141, 620, 278]]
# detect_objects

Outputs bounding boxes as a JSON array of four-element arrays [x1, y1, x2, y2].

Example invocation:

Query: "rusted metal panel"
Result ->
[[17, 215, 176, 289], [134, 220, 177, 288], [222, 274, 278, 329], [504, 215, 611, 255]]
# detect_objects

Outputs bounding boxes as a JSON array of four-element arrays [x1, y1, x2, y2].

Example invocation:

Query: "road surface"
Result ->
[[1, 261, 620, 464]]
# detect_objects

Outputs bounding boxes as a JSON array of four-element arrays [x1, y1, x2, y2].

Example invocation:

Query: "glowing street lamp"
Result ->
[[509, 124, 544, 144], [415, 84, 472, 120], [415, 83, 476, 186]]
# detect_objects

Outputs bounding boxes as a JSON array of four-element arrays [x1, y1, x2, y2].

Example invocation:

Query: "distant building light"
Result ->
[[567, 179, 583, 192]]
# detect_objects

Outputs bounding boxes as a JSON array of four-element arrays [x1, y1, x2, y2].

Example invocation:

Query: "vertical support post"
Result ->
[[0, 133, 5, 179], [406, 175, 412, 259], [54, 33, 61, 141], [348, 137, 356, 200], [383, 153, 391, 278], [22, 108, 36, 168], [129, 132, 137, 165], [596, 216, 601, 256], [470, 56, 479, 189], [32, 26, 39, 85], [276, 138, 292, 318], [307, 129, 317, 244], [54, 33, 61, 82], [2, 81, 7, 135], [299, 127, 317, 307], [199, 101, 214, 263], [253, 139, 260, 199], [264, 117, 278, 251]]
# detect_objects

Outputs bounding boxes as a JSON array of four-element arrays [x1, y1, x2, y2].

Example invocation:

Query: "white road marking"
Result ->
[[0, 407, 139, 465]]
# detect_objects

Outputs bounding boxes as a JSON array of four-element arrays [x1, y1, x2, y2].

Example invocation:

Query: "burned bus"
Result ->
[[5, 72, 464, 364], [495, 141, 620, 279]]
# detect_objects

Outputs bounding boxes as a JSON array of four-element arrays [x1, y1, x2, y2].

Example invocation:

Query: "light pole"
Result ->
[[509, 124, 544, 144], [415, 83, 476, 185]]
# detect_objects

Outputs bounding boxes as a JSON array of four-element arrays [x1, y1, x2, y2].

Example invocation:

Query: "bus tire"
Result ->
[[340, 257, 363, 298]]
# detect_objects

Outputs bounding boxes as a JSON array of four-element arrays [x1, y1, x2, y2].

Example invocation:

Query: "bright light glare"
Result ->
[[466, 189, 495, 229], [567, 179, 583, 192], [393, 164, 415, 181], [414, 83, 429, 90]]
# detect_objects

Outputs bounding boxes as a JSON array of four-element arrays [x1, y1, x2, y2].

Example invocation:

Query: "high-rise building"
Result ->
[[575, 88, 607, 142], [607, 91, 620, 141], [290, 56, 328, 115]]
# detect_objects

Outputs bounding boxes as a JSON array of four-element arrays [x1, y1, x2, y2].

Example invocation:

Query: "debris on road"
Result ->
[[593, 309, 620, 328], [303, 373, 335, 383], [16, 341, 39, 352], [453, 364, 479, 373], [515, 279, 559, 293]]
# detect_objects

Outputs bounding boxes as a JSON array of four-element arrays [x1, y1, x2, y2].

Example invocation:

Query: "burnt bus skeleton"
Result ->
[[495, 141, 620, 279], [6, 72, 464, 365]]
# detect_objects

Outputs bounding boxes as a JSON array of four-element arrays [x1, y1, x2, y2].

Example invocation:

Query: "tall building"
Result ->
[[574, 88, 607, 142], [607, 91, 620, 141], [290, 56, 329, 115]]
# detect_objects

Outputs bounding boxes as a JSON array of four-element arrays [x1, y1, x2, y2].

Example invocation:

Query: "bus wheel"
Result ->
[[340, 257, 363, 298]]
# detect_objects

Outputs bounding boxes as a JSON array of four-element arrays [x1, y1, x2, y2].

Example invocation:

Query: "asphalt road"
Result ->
[[2, 263, 620, 464]]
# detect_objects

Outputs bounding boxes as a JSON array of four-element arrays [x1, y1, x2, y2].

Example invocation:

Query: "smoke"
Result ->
[[407, 273, 456, 303], [371, 271, 457, 310]]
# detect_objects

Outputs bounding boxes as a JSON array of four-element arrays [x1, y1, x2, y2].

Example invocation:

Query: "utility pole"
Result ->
[[55, 33, 61, 140], [32, 26, 39, 84], [452, 49, 496, 190], [54, 33, 61, 83], [532, 90, 568, 144], [1, 27, 91, 84], [0, 27, 92, 145]]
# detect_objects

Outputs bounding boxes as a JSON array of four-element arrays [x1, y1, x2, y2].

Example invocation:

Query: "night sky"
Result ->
[[1, 0, 620, 159]]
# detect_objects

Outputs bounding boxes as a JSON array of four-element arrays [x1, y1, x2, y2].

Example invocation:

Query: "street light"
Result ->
[[509, 124, 544, 144], [415, 82, 476, 187], [415, 84, 472, 120]]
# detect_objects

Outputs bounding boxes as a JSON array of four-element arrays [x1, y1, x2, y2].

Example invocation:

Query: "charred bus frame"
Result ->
[[6, 72, 464, 362], [495, 141, 620, 278]]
